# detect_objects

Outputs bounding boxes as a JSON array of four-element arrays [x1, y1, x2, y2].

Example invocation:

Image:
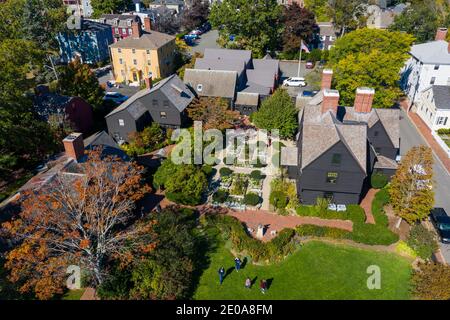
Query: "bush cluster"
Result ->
[[407, 224, 439, 259], [243, 192, 261, 206], [371, 173, 389, 189]]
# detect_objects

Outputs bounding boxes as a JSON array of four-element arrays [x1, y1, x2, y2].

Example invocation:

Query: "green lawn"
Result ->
[[62, 289, 85, 300], [194, 241, 412, 300]]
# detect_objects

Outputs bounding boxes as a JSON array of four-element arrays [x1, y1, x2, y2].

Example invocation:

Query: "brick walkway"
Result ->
[[229, 210, 353, 242], [360, 189, 377, 224], [80, 287, 98, 300], [401, 100, 450, 174]]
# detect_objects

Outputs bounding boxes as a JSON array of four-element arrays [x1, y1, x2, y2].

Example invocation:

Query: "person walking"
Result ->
[[245, 278, 251, 289], [218, 267, 225, 285], [260, 279, 267, 294], [234, 257, 241, 272]]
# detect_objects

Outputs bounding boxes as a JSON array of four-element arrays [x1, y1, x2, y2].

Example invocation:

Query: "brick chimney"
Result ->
[[435, 27, 448, 41], [321, 69, 333, 90], [322, 89, 340, 114], [132, 20, 141, 39], [354, 87, 375, 113], [143, 17, 152, 32], [145, 74, 153, 89], [63, 133, 85, 162]]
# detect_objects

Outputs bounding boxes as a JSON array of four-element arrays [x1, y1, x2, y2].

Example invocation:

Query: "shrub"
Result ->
[[219, 167, 233, 176], [412, 262, 450, 300], [371, 173, 389, 189], [243, 192, 261, 206], [395, 241, 418, 258], [296, 225, 351, 239], [437, 128, 450, 135], [213, 190, 229, 203], [201, 164, 214, 177], [250, 170, 265, 180], [407, 224, 439, 259], [270, 191, 288, 209], [230, 175, 247, 195]]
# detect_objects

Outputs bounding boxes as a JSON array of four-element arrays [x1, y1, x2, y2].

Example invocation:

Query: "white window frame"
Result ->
[[197, 84, 203, 92], [118, 119, 125, 126]]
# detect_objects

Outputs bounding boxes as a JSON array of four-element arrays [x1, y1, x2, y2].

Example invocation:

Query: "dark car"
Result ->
[[430, 208, 450, 243]]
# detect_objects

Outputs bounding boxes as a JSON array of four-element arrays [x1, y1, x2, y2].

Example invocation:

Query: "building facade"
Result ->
[[98, 14, 143, 42], [416, 85, 450, 130], [109, 21, 176, 84], [63, 0, 93, 17]]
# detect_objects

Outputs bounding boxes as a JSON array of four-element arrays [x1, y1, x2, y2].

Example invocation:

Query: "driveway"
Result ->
[[188, 29, 220, 54], [279, 61, 315, 97], [400, 110, 450, 262]]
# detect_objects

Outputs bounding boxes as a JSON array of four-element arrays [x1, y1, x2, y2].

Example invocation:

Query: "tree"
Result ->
[[282, 3, 317, 55], [91, 0, 131, 18], [251, 89, 298, 139], [1, 149, 154, 299], [122, 123, 167, 156], [58, 58, 105, 110], [412, 262, 450, 300], [390, 146, 434, 224], [389, 0, 444, 43], [187, 97, 240, 131], [304, 0, 331, 22], [329, 28, 414, 108], [153, 160, 207, 206], [407, 224, 439, 260], [152, 6, 181, 34], [209, 0, 283, 57], [327, 0, 368, 36], [182, 0, 210, 31]]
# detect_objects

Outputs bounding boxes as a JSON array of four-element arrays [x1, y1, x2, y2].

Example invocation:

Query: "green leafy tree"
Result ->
[[58, 58, 105, 110], [389, 0, 445, 43], [412, 262, 450, 300], [122, 123, 166, 156], [282, 3, 317, 55], [390, 146, 434, 224], [91, 0, 131, 18], [209, 0, 283, 57], [304, 0, 331, 22], [251, 89, 298, 139], [153, 160, 207, 206], [327, 0, 368, 36], [407, 224, 439, 259], [329, 28, 414, 108]]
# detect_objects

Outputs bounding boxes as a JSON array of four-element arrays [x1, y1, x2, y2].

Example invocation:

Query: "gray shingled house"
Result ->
[[293, 69, 400, 205], [183, 49, 280, 115], [105, 74, 194, 143]]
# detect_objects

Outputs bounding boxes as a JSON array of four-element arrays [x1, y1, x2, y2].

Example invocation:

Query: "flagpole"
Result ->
[[297, 40, 302, 78]]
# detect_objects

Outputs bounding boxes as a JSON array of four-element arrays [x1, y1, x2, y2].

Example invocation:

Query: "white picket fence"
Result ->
[[431, 131, 450, 158]]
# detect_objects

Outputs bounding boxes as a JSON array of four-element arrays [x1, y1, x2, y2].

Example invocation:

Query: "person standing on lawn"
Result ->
[[234, 257, 241, 272], [260, 279, 267, 294], [245, 278, 251, 289], [218, 267, 225, 285]]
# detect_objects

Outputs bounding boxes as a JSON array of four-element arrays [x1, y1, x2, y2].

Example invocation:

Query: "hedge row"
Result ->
[[208, 215, 298, 263]]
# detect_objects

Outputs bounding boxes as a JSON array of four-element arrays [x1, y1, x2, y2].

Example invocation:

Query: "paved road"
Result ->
[[279, 61, 315, 97], [188, 29, 220, 54], [400, 110, 450, 262]]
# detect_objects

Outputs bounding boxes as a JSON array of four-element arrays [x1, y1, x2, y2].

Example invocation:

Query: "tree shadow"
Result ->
[[266, 278, 274, 290], [250, 276, 258, 287], [241, 257, 248, 270]]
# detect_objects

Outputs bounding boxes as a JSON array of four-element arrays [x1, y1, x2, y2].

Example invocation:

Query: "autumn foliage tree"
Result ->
[[187, 97, 240, 131], [390, 146, 434, 224], [412, 262, 450, 300], [1, 149, 155, 299]]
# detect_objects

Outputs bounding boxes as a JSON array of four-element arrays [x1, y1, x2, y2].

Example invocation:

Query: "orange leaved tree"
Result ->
[[1, 149, 155, 299]]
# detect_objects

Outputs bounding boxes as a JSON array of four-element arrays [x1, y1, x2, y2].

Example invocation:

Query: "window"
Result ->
[[122, 28, 126, 34], [132, 49, 136, 54], [324, 192, 334, 201], [434, 65, 440, 70], [163, 100, 169, 107], [128, 28, 132, 35], [114, 27, 119, 33], [146, 50, 150, 54], [118, 119, 125, 126], [375, 147, 381, 154], [118, 48, 121, 53], [133, 59, 137, 65], [120, 70, 125, 76], [119, 58, 123, 64], [436, 117, 448, 125], [147, 60, 151, 65], [430, 77, 436, 85], [331, 153, 341, 165], [374, 131, 379, 137], [197, 84, 203, 92], [326, 172, 338, 184], [160, 111, 167, 119]]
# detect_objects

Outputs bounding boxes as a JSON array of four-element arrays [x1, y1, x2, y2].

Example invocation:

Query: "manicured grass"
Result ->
[[62, 289, 85, 300], [194, 241, 412, 300]]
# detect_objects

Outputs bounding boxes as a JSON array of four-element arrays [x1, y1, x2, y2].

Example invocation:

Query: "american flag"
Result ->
[[301, 41, 310, 53]]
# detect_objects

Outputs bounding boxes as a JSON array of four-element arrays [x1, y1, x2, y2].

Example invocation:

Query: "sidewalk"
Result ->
[[401, 101, 450, 174], [360, 189, 377, 224]]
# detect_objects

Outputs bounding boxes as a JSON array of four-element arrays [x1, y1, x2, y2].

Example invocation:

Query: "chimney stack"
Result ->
[[322, 89, 340, 114], [321, 69, 333, 90], [435, 27, 448, 41], [63, 133, 85, 162], [143, 17, 152, 32], [354, 87, 375, 113], [132, 21, 141, 39], [145, 74, 153, 89]]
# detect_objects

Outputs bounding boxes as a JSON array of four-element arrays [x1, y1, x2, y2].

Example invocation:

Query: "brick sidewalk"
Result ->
[[229, 210, 353, 242], [401, 101, 450, 174], [360, 189, 377, 224]]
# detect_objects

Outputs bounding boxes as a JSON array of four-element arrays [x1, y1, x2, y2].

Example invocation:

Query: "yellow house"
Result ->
[[109, 22, 176, 84]]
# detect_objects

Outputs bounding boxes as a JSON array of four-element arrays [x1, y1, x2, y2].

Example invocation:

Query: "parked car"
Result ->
[[305, 61, 315, 69], [185, 33, 199, 40], [430, 208, 450, 243], [301, 90, 319, 97], [103, 92, 129, 105], [200, 22, 211, 32], [190, 29, 202, 36], [283, 77, 307, 87]]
